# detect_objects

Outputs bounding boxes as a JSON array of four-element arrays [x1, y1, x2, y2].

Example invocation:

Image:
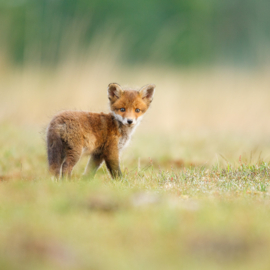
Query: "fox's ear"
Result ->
[[108, 83, 123, 102], [139, 84, 155, 104]]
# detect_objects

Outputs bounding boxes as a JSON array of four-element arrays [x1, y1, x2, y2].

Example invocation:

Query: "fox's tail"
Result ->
[[46, 127, 64, 177]]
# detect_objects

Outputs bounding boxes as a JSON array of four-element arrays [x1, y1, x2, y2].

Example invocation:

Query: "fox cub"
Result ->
[[46, 83, 155, 179]]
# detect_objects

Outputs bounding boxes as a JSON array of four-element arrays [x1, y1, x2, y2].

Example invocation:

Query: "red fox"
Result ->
[[46, 83, 155, 179]]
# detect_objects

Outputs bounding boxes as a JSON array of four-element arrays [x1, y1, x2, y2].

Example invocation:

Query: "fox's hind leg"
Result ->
[[84, 153, 104, 177], [61, 147, 82, 178]]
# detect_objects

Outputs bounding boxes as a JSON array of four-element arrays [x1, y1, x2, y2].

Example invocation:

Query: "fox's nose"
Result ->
[[127, 119, 133, 125]]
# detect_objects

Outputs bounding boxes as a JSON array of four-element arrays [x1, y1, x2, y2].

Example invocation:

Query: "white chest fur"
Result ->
[[118, 125, 138, 151]]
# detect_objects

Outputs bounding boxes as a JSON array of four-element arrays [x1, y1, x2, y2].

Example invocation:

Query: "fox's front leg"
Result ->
[[104, 141, 122, 179], [105, 157, 122, 179], [84, 153, 104, 177]]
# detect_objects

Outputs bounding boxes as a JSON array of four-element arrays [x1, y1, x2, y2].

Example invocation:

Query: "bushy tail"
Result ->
[[47, 127, 64, 177]]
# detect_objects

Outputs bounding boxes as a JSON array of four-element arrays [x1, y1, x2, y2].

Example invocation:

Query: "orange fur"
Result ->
[[46, 83, 155, 179]]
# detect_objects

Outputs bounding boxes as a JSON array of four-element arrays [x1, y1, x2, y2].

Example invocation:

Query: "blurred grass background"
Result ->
[[0, 0, 270, 67], [1, 1, 270, 269]]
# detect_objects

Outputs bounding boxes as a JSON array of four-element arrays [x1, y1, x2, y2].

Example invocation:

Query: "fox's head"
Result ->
[[108, 83, 155, 127]]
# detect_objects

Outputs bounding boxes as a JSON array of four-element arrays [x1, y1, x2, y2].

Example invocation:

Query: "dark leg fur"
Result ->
[[104, 143, 122, 179], [104, 158, 122, 179]]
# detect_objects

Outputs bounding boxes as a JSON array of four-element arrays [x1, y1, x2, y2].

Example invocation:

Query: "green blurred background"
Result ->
[[0, 0, 269, 67]]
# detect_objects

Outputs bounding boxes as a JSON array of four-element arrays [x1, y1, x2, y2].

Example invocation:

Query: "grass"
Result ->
[[1, 60, 270, 269]]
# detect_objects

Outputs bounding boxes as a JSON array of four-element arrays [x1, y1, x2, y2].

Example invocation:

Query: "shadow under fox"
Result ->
[[46, 83, 155, 179]]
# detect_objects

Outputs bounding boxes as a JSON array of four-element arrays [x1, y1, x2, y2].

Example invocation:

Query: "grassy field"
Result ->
[[1, 60, 270, 269]]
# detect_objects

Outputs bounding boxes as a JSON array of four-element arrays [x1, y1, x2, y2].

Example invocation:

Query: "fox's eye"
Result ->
[[135, 108, 140, 113], [120, 108, 125, 112]]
